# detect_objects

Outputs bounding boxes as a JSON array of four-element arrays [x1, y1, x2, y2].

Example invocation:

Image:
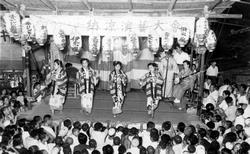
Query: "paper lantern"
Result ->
[[195, 17, 209, 46], [177, 27, 190, 47], [205, 30, 217, 52], [35, 24, 48, 46], [53, 29, 66, 50], [3, 11, 21, 40], [89, 35, 100, 57], [148, 34, 159, 54], [22, 18, 35, 42], [70, 35, 82, 54], [161, 31, 174, 50], [127, 32, 139, 57], [102, 36, 113, 58]]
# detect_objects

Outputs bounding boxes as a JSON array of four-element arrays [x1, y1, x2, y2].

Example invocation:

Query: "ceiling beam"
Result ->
[[1, 0, 17, 9], [81, 0, 92, 11], [208, 13, 242, 19], [128, 0, 133, 11], [39, 0, 56, 10], [168, 0, 177, 11], [209, 0, 222, 11]]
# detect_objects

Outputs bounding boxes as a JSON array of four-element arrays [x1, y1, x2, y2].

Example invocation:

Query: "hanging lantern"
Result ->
[[102, 36, 113, 58], [177, 27, 190, 47], [148, 34, 159, 54], [70, 35, 82, 54], [53, 29, 66, 50], [89, 35, 100, 57], [22, 18, 35, 42], [195, 17, 209, 46], [196, 46, 207, 54], [205, 30, 217, 52], [127, 32, 139, 57], [3, 11, 21, 40], [161, 31, 174, 50], [35, 24, 48, 46]]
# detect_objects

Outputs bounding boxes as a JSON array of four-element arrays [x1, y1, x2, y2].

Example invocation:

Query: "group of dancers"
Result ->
[[42, 50, 196, 117]]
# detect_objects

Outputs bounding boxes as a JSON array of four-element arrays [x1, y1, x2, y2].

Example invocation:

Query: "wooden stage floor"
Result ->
[[19, 90, 199, 125]]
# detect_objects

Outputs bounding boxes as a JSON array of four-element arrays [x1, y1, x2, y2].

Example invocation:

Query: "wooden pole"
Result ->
[[197, 52, 206, 114], [25, 49, 32, 109]]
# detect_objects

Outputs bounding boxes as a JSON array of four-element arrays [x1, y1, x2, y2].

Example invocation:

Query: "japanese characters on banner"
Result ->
[[206, 30, 217, 52], [161, 31, 174, 51], [102, 36, 113, 58], [127, 32, 139, 57], [70, 34, 82, 54], [3, 11, 21, 40], [35, 24, 48, 46], [22, 18, 35, 42], [195, 17, 209, 46], [148, 34, 159, 54], [53, 29, 66, 50], [89, 35, 101, 57]]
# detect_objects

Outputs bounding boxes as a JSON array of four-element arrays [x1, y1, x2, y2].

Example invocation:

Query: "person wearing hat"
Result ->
[[139, 62, 164, 117], [76, 58, 98, 115], [109, 61, 128, 117], [157, 50, 179, 100]]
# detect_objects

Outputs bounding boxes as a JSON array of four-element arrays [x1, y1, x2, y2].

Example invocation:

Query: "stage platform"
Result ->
[[19, 90, 200, 125]]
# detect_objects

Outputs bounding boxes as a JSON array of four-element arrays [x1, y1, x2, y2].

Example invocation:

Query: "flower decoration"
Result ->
[[89, 35, 100, 57]]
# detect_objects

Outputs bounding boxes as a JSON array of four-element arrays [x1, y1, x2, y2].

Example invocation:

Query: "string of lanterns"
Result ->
[[3, 11, 217, 57]]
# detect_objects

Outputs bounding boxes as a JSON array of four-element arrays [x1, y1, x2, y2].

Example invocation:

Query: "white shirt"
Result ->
[[172, 144, 183, 154], [42, 125, 56, 138], [208, 90, 219, 106], [243, 105, 250, 119], [237, 94, 249, 105], [139, 130, 151, 148], [225, 106, 237, 122], [90, 128, 108, 148], [24, 136, 40, 149], [172, 50, 190, 65], [234, 115, 245, 127], [204, 82, 211, 90], [113, 145, 119, 154], [206, 66, 219, 77], [127, 147, 140, 154], [219, 100, 228, 111]]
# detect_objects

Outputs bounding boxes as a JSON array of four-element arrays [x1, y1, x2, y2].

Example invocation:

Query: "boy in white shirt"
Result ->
[[234, 108, 245, 127], [224, 98, 237, 122]]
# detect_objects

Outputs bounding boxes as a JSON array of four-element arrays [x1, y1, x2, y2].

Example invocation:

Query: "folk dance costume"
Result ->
[[48, 69, 68, 114], [77, 67, 97, 114], [140, 70, 163, 116], [158, 56, 179, 99], [109, 70, 128, 116]]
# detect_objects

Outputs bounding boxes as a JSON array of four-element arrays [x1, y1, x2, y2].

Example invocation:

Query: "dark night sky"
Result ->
[[209, 1, 250, 70]]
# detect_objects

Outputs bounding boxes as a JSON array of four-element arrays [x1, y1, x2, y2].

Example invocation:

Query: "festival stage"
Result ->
[[19, 90, 199, 125]]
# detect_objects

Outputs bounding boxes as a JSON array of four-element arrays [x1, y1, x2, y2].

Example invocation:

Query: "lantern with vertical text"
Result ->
[[53, 29, 66, 50], [22, 18, 35, 42], [70, 35, 82, 54], [127, 32, 139, 57], [89, 35, 100, 57], [205, 30, 217, 52], [35, 24, 48, 46], [177, 27, 190, 47], [3, 11, 21, 40], [102, 36, 113, 58], [161, 31, 174, 50], [195, 17, 209, 46], [148, 34, 159, 54]]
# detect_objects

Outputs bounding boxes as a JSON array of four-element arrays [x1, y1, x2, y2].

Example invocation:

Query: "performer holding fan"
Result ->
[[109, 61, 128, 117], [139, 63, 163, 117]]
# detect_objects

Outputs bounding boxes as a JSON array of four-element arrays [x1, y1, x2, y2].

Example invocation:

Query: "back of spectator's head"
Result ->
[[81, 123, 89, 132], [210, 130, 219, 140], [236, 108, 244, 116], [223, 90, 230, 97], [117, 126, 124, 132], [78, 133, 87, 145], [223, 79, 231, 85], [159, 134, 171, 149], [240, 84, 247, 91], [94, 122, 103, 131], [177, 122, 186, 133], [139, 146, 147, 154], [188, 145, 196, 153], [129, 127, 138, 136], [118, 145, 126, 154], [221, 148, 232, 154], [150, 128, 159, 142], [92, 150, 101, 154], [122, 127, 129, 136], [203, 89, 210, 96], [17, 118, 26, 128], [113, 136, 121, 145], [82, 148, 89, 154], [89, 139, 97, 149], [92, 150, 100, 154], [223, 132, 237, 144], [55, 136, 64, 146], [209, 141, 220, 151], [29, 145, 39, 153], [198, 128, 207, 138], [188, 134, 199, 145], [225, 97, 233, 105], [218, 126, 226, 135], [206, 103, 215, 111], [30, 129, 39, 139], [215, 115, 222, 122], [102, 144, 114, 154], [162, 121, 171, 131], [63, 119, 72, 129], [235, 124, 243, 131], [146, 121, 155, 130], [73, 121, 82, 129], [147, 146, 155, 154], [207, 121, 215, 130], [33, 116, 42, 124], [12, 135, 22, 147], [224, 120, 233, 129], [173, 135, 182, 144]]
